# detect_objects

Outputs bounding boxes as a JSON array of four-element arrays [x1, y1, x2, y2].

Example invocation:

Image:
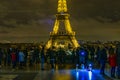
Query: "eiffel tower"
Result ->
[[45, 0, 79, 49]]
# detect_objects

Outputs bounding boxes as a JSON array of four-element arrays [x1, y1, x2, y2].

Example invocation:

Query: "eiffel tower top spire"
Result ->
[[57, 0, 67, 13]]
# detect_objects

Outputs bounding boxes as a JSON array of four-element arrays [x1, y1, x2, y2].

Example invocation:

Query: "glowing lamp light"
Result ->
[[89, 64, 92, 67], [81, 51, 85, 55]]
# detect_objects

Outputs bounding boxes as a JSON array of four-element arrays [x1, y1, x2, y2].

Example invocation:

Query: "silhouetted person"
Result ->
[[96, 46, 101, 68], [57, 47, 66, 67], [116, 43, 120, 79], [40, 46, 45, 70], [7, 48, 12, 66], [89, 46, 95, 62], [79, 47, 86, 68], [11, 50, 17, 69], [48, 46, 56, 70], [0, 48, 3, 68], [108, 53, 117, 78], [99, 46, 107, 75], [19, 50, 25, 69]]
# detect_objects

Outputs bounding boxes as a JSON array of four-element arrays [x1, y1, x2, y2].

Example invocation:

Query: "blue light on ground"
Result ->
[[76, 71, 79, 80], [69, 69, 106, 80], [76, 70, 86, 80], [88, 71, 92, 80], [71, 69, 88, 80], [51, 69, 107, 80]]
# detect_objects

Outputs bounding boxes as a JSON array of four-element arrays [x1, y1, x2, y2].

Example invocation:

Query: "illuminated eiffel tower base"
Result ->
[[45, 0, 79, 49]]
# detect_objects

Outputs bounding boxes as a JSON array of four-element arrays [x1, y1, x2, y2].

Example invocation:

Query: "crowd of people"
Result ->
[[0, 42, 120, 79]]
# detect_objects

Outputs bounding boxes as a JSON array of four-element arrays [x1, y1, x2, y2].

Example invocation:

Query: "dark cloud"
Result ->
[[0, 30, 9, 34], [0, 0, 120, 42], [0, 0, 120, 24]]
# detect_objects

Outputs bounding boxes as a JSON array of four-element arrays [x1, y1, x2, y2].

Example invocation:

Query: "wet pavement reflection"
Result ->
[[36, 69, 112, 80], [0, 64, 113, 80]]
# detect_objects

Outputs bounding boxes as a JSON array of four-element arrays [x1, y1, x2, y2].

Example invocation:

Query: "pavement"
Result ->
[[0, 75, 17, 80], [104, 64, 120, 80], [0, 63, 120, 80], [34, 69, 112, 80], [105, 68, 120, 80]]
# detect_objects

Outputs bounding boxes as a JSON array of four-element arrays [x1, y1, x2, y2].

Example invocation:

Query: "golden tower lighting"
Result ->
[[45, 0, 80, 49]]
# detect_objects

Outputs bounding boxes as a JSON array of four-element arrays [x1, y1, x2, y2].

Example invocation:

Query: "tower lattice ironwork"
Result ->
[[45, 0, 79, 49]]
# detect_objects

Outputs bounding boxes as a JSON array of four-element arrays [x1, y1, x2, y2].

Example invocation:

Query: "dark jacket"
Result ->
[[116, 45, 120, 65], [99, 48, 107, 63], [0, 49, 3, 61], [48, 49, 56, 59]]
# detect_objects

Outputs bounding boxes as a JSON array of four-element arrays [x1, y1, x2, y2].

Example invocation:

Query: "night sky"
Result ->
[[0, 0, 120, 43]]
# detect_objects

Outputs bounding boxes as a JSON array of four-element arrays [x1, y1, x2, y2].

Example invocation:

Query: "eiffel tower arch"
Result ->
[[45, 0, 79, 49]]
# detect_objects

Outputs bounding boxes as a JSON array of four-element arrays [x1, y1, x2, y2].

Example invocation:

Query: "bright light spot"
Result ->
[[88, 71, 92, 80], [89, 64, 92, 67], [81, 52, 85, 55], [76, 71, 79, 80]]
